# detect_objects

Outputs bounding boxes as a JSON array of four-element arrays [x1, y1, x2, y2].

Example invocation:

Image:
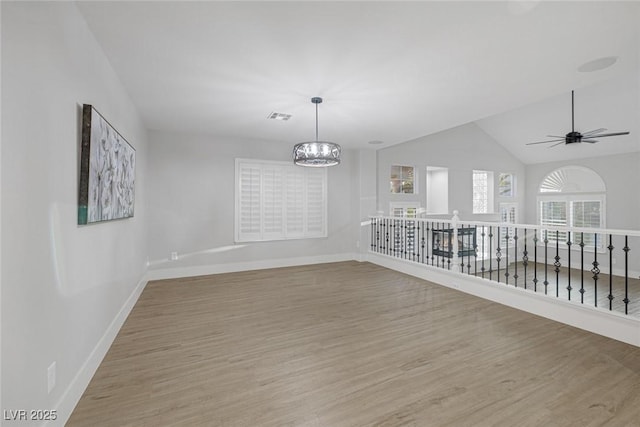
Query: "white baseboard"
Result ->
[[145, 252, 359, 281], [366, 252, 640, 348], [49, 275, 148, 427]]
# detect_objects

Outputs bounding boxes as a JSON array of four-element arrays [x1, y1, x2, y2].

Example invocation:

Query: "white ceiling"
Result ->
[[76, 1, 640, 163]]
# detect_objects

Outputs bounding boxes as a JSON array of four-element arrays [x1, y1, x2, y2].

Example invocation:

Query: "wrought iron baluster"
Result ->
[[431, 222, 436, 266], [425, 220, 429, 264], [522, 229, 529, 290], [412, 221, 417, 261], [607, 234, 614, 311], [554, 230, 561, 298], [504, 227, 509, 285], [375, 218, 380, 253], [460, 224, 466, 272], [403, 219, 408, 259], [398, 219, 403, 258], [460, 224, 465, 272], [488, 226, 493, 281], [592, 233, 599, 308], [376, 217, 381, 253], [533, 232, 538, 292], [442, 223, 446, 269], [480, 226, 486, 279], [370, 218, 374, 251], [398, 219, 402, 258], [474, 227, 479, 277], [417, 221, 421, 263], [579, 232, 585, 304], [513, 228, 519, 287], [385, 218, 389, 255], [543, 230, 549, 295], [391, 219, 396, 257], [467, 226, 473, 275], [567, 232, 572, 301], [496, 227, 502, 284], [623, 235, 630, 315], [446, 223, 451, 270]]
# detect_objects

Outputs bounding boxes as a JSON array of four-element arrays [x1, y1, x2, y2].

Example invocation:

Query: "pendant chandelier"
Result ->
[[293, 97, 341, 167]]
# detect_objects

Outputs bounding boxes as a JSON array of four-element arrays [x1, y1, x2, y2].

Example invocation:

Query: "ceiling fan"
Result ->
[[526, 90, 630, 148]]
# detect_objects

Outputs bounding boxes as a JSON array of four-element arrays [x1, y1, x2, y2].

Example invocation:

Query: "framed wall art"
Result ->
[[78, 104, 136, 225]]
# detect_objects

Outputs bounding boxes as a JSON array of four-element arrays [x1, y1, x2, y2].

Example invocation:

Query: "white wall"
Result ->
[[377, 122, 526, 220], [145, 131, 359, 277], [1, 2, 148, 425], [356, 149, 378, 257]]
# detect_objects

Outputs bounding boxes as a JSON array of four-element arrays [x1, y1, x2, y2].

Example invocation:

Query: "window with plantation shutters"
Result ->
[[235, 159, 327, 242], [537, 167, 606, 251]]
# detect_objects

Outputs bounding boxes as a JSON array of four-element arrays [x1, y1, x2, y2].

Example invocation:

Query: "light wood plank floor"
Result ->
[[68, 261, 640, 427]]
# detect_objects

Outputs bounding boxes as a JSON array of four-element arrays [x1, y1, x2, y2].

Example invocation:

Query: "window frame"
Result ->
[[498, 172, 516, 198], [390, 165, 416, 194]]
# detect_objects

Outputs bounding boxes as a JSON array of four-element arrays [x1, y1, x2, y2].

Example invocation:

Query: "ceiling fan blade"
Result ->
[[582, 139, 598, 143], [548, 141, 565, 148], [582, 128, 606, 135], [547, 135, 566, 138], [571, 90, 575, 133], [590, 132, 630, 138], [526, 139, 565, 145]]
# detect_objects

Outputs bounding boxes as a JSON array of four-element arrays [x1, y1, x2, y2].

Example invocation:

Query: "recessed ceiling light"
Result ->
[[368, 140, 384, 145], [577, 56, 618, 73], [267, 112, 292, 121]]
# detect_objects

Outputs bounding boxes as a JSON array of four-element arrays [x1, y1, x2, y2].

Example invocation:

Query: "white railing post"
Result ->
[[452, 210, 460, 272]]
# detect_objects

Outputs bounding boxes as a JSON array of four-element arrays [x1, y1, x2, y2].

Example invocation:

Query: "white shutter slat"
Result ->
[[237, 162, 262, 241], [262, 166, 285, 239], [236, 159, 327, 242], [285, 168, 305, 237], [305, 169, 326, 236]]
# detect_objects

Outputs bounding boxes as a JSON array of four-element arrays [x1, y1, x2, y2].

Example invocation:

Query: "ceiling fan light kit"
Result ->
[[293, 97, 341, 167], [526, 90, 630, 148]]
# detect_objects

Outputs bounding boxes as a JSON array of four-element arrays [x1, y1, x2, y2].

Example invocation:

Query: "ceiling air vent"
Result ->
[[267, 112, 292, 121]]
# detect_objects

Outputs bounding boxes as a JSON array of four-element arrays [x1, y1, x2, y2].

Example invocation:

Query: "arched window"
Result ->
[[538, 166, 605, 248]]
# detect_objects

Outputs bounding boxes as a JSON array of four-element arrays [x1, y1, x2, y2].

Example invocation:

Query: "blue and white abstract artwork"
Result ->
[[79, 104, 136, 224]]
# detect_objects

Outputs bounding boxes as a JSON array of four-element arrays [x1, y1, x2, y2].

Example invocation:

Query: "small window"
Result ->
[[498, 173, 515, 197], [235, 159, 327, 242], [390, 202, 420, 218], [426, 166, 449, 214], [390, 165, 415, 194], [472, 170, 494, 214]]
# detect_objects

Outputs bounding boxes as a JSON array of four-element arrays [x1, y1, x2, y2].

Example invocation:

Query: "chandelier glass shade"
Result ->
[[293, 97, 341, 167]]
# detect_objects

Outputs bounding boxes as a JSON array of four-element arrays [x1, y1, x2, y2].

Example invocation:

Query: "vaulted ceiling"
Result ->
[[77, 1, 640, 164]]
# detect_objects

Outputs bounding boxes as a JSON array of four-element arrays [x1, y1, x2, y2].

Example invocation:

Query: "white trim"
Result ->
[[48, 275, 148, 427], [372, 215, 640, 238], [366, 252, 640, 348], [145, 252, 358, 281]]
